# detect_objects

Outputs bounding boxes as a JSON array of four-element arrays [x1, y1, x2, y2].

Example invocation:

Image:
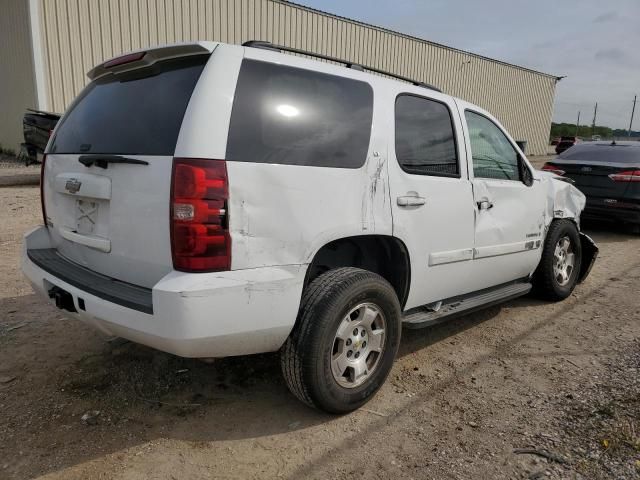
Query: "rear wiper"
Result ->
[[78, 155, 149, 169]]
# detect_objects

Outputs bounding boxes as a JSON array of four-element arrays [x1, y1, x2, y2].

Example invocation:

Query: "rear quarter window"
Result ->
[[226, 59, 374, 168], [49, 56, 207, 155]]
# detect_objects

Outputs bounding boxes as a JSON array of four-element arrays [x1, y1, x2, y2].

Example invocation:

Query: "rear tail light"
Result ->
[[608, 170, 640, 182], [170, 158, 230, 272], [40, 154, 48, 227], [541, 163, 565, 176]]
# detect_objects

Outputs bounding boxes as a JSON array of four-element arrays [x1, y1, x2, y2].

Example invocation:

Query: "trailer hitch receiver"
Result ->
[[48, 286, 77, 313]]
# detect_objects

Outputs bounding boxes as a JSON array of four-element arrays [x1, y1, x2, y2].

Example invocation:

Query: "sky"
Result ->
[[296, 0, 640, 130]]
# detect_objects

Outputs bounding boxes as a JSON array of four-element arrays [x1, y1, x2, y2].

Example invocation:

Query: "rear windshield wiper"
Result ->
[[79, 155, 149, 169]]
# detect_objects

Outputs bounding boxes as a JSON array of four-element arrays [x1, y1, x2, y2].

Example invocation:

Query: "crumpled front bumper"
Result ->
[[577, 232, 598, 283]]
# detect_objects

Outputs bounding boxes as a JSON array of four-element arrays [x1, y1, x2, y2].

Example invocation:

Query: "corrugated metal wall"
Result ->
[[0, 0, 37, 151], [37, 0, 557, 155]]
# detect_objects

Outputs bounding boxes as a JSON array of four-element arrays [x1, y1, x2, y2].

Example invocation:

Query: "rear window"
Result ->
[[558, 144, 640, 163], [49, 56, 207, 155], [226, 59, 373, 168]]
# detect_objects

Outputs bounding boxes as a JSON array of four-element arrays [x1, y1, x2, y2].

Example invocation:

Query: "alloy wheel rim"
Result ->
[[330, 302, 387, 389], [553, 236, 575, 286]]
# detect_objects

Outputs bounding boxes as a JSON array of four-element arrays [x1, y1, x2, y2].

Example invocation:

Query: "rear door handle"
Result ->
[[59, 227, 111, 252], [397, 195, 426, 207]]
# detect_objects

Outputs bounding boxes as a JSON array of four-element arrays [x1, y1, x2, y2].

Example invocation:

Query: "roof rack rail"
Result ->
[[242, 40, 442, 93]]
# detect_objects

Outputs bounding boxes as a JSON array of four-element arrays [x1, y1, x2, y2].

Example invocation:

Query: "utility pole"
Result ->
[[629, 95, 637, 137], [575, 111, 580, 136], [591, 102, 598, 137]]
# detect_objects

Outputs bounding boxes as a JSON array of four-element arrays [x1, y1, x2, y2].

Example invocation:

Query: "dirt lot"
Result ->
[[0, 154, 40, 187], [1, 184, 639, 480]]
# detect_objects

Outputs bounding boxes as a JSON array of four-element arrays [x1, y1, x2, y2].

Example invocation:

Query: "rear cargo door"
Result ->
[[43, 48, 211, 287]]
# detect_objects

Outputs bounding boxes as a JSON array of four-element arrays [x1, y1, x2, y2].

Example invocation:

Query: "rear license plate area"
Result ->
[[75, 199, 99, 235]]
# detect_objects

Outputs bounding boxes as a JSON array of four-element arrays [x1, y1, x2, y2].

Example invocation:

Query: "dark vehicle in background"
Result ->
[[542, 142, 640, 228], [19, 109, 60, 165], [550, 136, 561, 145], [555, 136, 580, 154]]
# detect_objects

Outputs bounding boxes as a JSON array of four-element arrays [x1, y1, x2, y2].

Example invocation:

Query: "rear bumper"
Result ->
[[22, 226, 305, 358]]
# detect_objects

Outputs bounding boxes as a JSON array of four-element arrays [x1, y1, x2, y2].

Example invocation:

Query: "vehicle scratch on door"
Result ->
[[362, 154, 386, 231]]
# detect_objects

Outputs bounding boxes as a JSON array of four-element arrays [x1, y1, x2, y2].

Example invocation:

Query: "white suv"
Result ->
[[22, 41, 598, 413]]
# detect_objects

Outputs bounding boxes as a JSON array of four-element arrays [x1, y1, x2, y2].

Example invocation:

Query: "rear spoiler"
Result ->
[[87, 42, 217, 80]]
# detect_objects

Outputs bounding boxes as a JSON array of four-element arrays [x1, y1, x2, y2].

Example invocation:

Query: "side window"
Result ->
[[464, 110, 521, 181], [227, 59, 373, 168], [394, 95, 458, 176]]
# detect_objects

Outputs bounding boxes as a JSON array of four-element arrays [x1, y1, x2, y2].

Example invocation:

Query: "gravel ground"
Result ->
[[0, 153, 40, 187], [0, 186, 638, 480]]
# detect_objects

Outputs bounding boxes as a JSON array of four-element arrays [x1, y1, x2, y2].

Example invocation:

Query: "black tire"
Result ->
[[532, 219, 582, 301], [281, 267, 401, 413]]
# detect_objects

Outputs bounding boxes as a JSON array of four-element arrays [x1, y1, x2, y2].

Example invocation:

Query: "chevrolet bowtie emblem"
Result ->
[[65, 178, 82, 194]]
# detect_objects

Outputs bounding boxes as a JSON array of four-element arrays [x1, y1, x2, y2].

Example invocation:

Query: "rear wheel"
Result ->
[[281, 267, 401, 413], [533, 220, 582, 300]]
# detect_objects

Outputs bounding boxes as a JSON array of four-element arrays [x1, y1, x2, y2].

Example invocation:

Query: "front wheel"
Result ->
[[281, 267, 401, 413], [532, 220, 583, 300]]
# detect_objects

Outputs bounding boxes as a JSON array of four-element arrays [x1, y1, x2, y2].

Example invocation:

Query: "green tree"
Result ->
[[550, 123, 613, 139]]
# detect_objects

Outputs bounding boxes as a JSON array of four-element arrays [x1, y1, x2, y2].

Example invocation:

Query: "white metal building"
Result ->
[[1, 0, 560, 154]]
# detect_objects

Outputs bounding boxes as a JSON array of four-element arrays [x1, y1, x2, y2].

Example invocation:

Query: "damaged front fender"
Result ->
[[538, 172, 599, 282], [539, 171, 586, 226]]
